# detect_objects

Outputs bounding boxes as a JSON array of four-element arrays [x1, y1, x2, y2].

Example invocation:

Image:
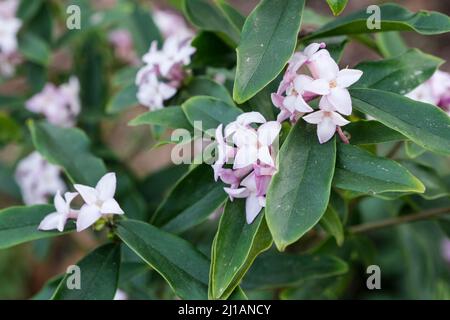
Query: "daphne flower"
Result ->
[[38, 191, 79, 232], [108, 29, 138, 65], [212, 124, 236, 180], [15, 152, 66, 205], [224, 112, 266, 138], [136, 72, 177, 110], [303, 96, 350, 143], [152, 9, 193, 39], [26, 77, 81, 127], [74, 173, 124, 232], [303, 55, 362, 116], [224, 172, 266, 224], [0, 15, 21, 55]]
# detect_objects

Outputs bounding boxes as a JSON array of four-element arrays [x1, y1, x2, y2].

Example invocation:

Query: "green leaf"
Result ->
[[210, 200, 272, 300], [32, 275, 63, 300], [52, 244, 121, 300], [107, 84, 138, 114], [233, 0, 305, 103], [350, 88, 450, 155], [17, 0, 44, 21], [18, 33, 51, 66], [405, 141, 426, 158], [343, 120, 406, 145], [326, 0, 348, 16], [305, 3, 450, 40], [152, 164, 227, 234], [0, 163, 21, 199], [191, 32, 236, 69], [183, 0, 241, 47], [216, 0, 246, 30], [29, 120, 107, 185], [116, 219, 210, 299], [182, 96, 242, 134], [129, 106, 193, 131], [320, 206, 344, 246], [184, 77, 235, 106], [354, 49, 443, 95], [242, 252, 348, 290], [333, 143, 425, 194], [128, 3, 162, 55], [266, 122, 336, 251], [0, 205, 74, 249], [0, 112, 21, 145], [375, 31, 408, 58]]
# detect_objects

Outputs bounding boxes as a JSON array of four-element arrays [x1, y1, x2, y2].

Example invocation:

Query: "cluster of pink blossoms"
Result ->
[[38, 172, 124, 232], [0, 0, 22, 77], [213, 112, 281, 223], [25, 77, 81, 127], [108, 29, 140, 65], [15, 152, 66, 205], [272, 42, 363, 144], [406, 70, 450, 115], [135, 10, 195, 110]]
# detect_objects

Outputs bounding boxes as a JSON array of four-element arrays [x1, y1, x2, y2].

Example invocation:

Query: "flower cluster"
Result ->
[[38, 172, 124, 232], [0, 0, 22, 77], [271, 43, 363, 143], [108, 29, 139, 65], [15, 152, 66, 205], [25, 77, 81, 127], [406, 70, 450, 115], [135, 36, 196, 110], [213, 112, 281, 223]]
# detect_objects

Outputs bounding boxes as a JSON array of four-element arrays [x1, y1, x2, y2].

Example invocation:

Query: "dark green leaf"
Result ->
[[52, 244, 121, 300], [0, 205, 74, 249], [375, 31, 408, 58], [326, 0, 348, 16], [266, 122, 336, 251], [233, 0, 305, 103], [320, 206, 344, 246], [350, 88, 450, 155], [107, 84, 138, 114], [343, 120, 406, 145], [210, 200, 272, 299], [29, 120, 107, 185], [18, 33, 51, 66], [129, 106, 192, 131], [184, 77, 235, 106]]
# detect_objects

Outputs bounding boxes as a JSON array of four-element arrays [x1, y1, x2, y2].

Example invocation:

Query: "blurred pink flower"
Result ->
[[15, 152, 66, 205], [108, 29, 139, 65], [152, 9, 193, 40]]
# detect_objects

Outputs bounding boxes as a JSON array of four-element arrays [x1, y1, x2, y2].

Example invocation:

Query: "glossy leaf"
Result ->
[[375, 31, 408, 58], [333, 143, 425, 194], [350, 88, 450, 155], [152, 164, 227, 233], [52, 244, 121, 300], [266, 122, 336, 251], [320, 206, 344, 246], [210, 200, 272, 299], [233, 0, 305, 103], [19, 33, 51, 66], [29, 120, 107, 185], [107, 84, 138, 114], [305, 3, 450, 40], [183, 77, 235, 106], [0, 205, 74, 250], [129, 106, 193, 131], [242, 252, 348, 290], [326, 0, 348, 16], [354, 49, 443, 94], [182, 96, 242, 134], [116, 219, 210, 299], [343, 120, 406, 145]]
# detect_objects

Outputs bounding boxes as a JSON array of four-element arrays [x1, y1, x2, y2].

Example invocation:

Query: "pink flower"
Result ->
[[38, 191, 79, 232], [74, 173, 124, 232], [136, 72, 177, 110], [0, 0, 19, 19], [15, 152, 66, 205], [303, 96, 350, 144], [152, 9, 193, 40], [441, 239, 450, 263], [25, 77, 81, 127], [108, 29, 139, 65]]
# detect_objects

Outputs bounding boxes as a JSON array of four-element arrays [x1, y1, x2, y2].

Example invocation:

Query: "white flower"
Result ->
[[224, 172, 266, 224], [15, 152, 66, 205], [38, 191, 79, 232], [74, 173, 124, 232], [0, 16, 21, 55], [136, 72, 177, 110], [303, 96, 350, 144]]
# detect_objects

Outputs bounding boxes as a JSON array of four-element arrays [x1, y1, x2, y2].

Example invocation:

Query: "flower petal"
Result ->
[[224, 187, 250, 199], [307, 50, 339, 81], [76, 204, 102, 232], [245, 194, 263, 224], [38, 212, 66, 232], [96, 172, 116, 201], [101, 198, 124, 215], [330, 111, 350, 127], [236, 111, 266, 126], [74, 184, 98, 206], [53, 191, 66, 214], [317, 118, 337, 144], [328, 87, 352, 115], [336, 68, 363, 88], [257, 121, 281, 146], [233, 146, 258, 169], [304, 78, 330, 95], [258, 146, 274, 167], [64, 192, 79, 205], [303, 110, 325, 124]]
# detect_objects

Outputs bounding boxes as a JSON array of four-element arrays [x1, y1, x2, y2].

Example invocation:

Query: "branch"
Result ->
[[348, 206, 450, 234]]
